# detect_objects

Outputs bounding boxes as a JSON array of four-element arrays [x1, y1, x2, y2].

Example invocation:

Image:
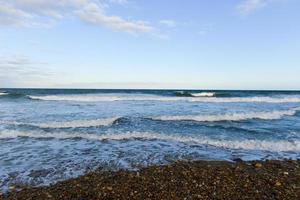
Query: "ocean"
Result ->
[[1, 89, 300, 191]]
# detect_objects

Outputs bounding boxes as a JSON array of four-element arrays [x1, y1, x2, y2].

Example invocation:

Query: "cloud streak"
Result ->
[[236, 0, 268, 15], [159, 20, 177, 28], [0, 2, 33, 27], [0, 0, 156, 35], [108, 0, 128, 5], [76, 2, 155, 34]]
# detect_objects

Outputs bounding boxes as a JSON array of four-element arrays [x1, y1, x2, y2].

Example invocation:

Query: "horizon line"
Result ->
[[1, 87, 300, 92]]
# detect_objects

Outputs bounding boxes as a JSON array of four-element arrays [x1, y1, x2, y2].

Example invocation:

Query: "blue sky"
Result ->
[[0, 0, 299, 89]]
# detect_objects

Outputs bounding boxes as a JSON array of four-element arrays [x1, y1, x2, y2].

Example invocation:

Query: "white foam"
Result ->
[[28, 94, 182, 102], [1, 130, 300, 152], [191, 92, 215, 97], [16, 117, 119, 128], [190, 96, 300, 103], [29, 95, 123, 102], [28, 94, 300, 103], [0, 92, 8, 96], [153, 107, 300, 122]]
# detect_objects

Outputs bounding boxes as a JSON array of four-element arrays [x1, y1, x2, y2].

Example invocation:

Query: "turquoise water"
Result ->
[[1, 89, 300, 191]]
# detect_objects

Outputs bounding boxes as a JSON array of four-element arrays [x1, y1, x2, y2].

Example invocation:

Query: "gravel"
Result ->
[[1, 160, 300, 200]]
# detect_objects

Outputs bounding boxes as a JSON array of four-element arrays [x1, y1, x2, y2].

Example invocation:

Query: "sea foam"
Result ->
[[190, 92, 215, 97], [28, 94, 300, 103], [13, 117, 119, 129], [153, 107, 300, 122], [189, 96, 300, 103], [1, 130, 300, 152]]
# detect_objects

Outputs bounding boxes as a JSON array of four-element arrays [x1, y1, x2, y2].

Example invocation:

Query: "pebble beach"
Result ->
[[2, 159, 300, 200]]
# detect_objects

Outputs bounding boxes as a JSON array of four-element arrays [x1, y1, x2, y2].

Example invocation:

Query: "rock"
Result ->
[[255, 163, 263, 168], [275, 181, 282, 186], [46, 193, 52, 198], [233, 158, 243, 162], [107, 186, 113, 191], [9, 186, 15, 190]]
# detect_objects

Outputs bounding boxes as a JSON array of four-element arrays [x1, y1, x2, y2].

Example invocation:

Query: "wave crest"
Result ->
[[153, 108, 300, 122], [1, 131, 300, 152], [190, 96, 300, 103], [28, 94, 300, 103], [191, 92, 215, 97], [174, 91, 216, 97], [14, 117, 120, 129]]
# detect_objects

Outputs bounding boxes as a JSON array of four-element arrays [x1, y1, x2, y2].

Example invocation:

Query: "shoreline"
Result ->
[[1, 159, 300, 200]]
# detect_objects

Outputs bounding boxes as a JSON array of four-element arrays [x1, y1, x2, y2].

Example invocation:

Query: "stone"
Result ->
[[275, 181, 282, 186], [255, 163, 262, 168], [107, 186, 113, 191]]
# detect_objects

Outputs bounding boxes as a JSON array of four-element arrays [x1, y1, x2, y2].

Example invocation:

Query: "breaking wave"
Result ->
[[1, 130, 300, 152], [28, 95, 166, 102], [153, 107, 300, 122], [0, 92, 28, 99], [174, 91, 216, 97], [191, 92, 215, 97], [189, 96, 300, 103], [28, 94, 300, 103], [12, 117, 120, 129]]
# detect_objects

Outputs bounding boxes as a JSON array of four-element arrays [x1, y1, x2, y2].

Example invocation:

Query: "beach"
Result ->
[[2, 159, 300, 200], [2, 0, 300, 198]]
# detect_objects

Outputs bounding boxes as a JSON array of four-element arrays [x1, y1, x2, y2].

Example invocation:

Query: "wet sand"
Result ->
[[1, 160, 300, 200]]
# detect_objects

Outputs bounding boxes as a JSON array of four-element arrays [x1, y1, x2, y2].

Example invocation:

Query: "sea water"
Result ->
[[1, 89, 300, 191]]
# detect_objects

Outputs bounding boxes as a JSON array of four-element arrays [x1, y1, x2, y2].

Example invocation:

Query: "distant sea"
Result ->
[[1, 89, 300, 191]]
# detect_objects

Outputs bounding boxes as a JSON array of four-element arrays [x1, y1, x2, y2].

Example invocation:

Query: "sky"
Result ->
[[0, 0, 300, 89]]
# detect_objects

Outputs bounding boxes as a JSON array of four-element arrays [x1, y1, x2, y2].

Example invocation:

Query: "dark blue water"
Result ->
[[1, 89, 300, 191]]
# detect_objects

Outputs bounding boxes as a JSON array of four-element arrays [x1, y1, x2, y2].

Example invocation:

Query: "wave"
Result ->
[[0, 92, 8, 96], [191, 92, 215, 97], [1, 130, 300, 152], [27, 94, 300, 103], [174, 91, 216, 97], [28, 95, 180, 102], [189, 96, 300, 103], [153, 107, 300, 122], [29, 95, 124, 102], [0, 92, 28, 99], [13, 117, 120, 129]]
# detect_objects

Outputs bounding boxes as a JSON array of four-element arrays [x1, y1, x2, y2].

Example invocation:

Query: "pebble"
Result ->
[[275, 181, 282, 186], [2, 160, 300, 200], [255, 163, 263, 168], [46, 193, 52, 198], [107, 186, 113, 191], [8, 186, 15, 190]]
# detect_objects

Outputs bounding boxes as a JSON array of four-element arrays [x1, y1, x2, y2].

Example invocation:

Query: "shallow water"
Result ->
[[1, 89, 300, 191]]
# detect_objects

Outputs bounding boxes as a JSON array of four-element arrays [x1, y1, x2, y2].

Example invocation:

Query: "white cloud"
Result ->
[[108, 0, 128, 5], [159, 20, 177, 28], [236, 0, 268, 15], [76, 2, 155, 34], [0, 0, 155, 35], [0, 2, 33, 27]]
